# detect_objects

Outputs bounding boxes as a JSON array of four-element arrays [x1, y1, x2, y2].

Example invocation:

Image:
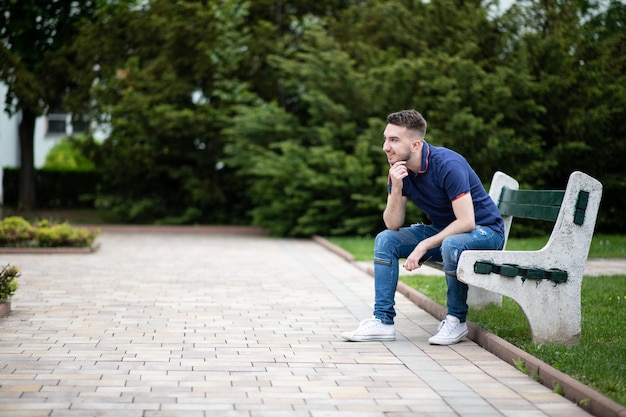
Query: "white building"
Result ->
[[0, 83, 89, 170], [0, 82, 93, 205]]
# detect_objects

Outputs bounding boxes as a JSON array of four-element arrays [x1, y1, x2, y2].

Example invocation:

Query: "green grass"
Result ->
[[326, 234, 626, 407], [328, 233, 626, 261]]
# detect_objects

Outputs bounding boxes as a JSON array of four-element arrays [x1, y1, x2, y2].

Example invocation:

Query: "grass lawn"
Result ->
[[326, 234, 626, 407]]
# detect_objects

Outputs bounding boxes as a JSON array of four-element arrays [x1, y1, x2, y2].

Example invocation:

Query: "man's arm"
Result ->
[[383, 161, 410, 230], [403, 193, 475, 271], [383, 190, 408, 231]]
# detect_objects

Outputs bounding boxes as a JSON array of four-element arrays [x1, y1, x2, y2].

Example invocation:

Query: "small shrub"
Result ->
[[0, 216, 99, 248], [0, 264, 20, 301], [0, 216, 36, 246], [36, 223, 97, 247]]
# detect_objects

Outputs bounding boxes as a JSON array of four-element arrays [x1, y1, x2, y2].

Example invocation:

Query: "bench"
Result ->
[[425, 171, 602, 345]]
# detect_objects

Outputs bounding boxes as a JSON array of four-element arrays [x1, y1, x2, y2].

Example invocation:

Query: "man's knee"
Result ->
[[375, 229, 396, 248], [374, 229, 401, 261], [441, 237, 463, 270]]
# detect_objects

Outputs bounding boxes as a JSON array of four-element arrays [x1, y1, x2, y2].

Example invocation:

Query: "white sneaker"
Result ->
[[341, 317, 395, 342], [428, 315, 468, 345]]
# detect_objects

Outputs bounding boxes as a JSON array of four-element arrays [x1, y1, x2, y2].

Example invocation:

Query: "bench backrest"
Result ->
[[498, 187, 592, 226], [498, 189, 565, 222], [487, 171, 519, 248], [488, 171, 602, 254]]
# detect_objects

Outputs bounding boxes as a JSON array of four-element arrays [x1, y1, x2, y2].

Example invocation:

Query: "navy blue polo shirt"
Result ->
[[388, 141, 504, 233]]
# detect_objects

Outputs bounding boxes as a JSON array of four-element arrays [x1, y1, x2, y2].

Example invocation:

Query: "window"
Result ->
[[71, 114, 89, 134], [46, 112, 90, 136], [46, 113, 67, 136]]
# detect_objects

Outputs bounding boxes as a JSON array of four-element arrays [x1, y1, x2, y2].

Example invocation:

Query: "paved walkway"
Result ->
[[0, 230, 614, 417]]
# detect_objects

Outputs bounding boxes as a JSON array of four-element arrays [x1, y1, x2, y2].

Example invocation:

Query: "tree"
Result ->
[[224, 20, 386, 236], [495, 0, 626, 231], [0, 0, 104, 210], [73, 0, 254, 224], [240, 0, 357, 105], [329, 0, 547, 181], [559, 0, 626, 230]]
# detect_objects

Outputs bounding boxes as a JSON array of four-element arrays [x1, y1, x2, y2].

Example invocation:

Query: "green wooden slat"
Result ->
[[500, 264, 519, 277], [500, 188, 565, 206], [574, 191, 590, 225], [525, 268, 546, 279], [498, 201, 561, 221], [576, 191, 589, 209], [473, 260, 568, 283], [498, 188, 565, 222], [574, 210, 586, 225], [474, 261, 493, 274], [549, 269, 568, 282]]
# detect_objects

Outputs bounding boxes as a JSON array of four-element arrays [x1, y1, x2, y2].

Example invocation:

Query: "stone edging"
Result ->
[[0, 245, 99, 254], [311, 235, 626, 417], [96, 225, 269, 234]]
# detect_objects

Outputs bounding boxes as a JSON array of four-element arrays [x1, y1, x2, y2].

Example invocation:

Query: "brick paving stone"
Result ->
[[0, 231, 598, 417]]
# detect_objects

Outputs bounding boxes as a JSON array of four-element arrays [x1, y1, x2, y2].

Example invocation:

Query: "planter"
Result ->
[[0, 264, 20, 310], [0, 300, 10, 318], [0, 242, 99, 254]]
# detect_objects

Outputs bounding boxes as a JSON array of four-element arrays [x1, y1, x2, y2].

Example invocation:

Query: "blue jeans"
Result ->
[[373, 224, 505, 324]]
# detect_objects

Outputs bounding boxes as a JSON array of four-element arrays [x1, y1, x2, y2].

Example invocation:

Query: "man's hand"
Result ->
[[403, 245, 428, 271], [389, 161, 409, 187]]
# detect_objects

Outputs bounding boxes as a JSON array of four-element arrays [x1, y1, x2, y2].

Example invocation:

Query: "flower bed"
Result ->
[[0, 216, 99, 250]]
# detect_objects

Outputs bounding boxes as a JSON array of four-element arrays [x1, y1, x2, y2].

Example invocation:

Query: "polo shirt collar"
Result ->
[[418, 141, 430, 174]]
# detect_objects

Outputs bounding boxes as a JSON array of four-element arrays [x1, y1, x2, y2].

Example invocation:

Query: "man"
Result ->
[[342, 109, 505, 345]]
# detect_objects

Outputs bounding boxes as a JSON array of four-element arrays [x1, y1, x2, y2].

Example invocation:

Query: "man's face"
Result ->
[[382, 124, 414, 165]]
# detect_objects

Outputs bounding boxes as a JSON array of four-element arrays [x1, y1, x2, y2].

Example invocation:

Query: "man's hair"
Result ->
[[386, 109, 427, 139]]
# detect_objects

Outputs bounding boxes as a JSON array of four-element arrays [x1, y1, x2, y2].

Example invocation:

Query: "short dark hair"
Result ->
[[386, 109, 427, 139]]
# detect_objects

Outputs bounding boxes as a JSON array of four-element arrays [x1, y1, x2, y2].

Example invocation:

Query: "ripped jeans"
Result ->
[[373, 224, 505, 324]]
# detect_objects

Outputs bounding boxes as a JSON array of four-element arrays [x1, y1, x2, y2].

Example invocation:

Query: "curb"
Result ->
[[0, 244, 99, 254], [312, 235, 626, 417], [94, 225, 269, 235]]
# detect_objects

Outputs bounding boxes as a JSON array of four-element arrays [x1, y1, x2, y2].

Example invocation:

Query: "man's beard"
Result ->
[[399, 148, 411, 162]]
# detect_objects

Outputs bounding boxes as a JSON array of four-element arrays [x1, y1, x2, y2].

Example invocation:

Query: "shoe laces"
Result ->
[[437, 318, 459, 336], [360, 317, 382, 327]]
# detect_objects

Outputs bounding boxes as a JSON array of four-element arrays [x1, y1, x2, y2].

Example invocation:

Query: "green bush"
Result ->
[[0, 264, 20, 301], [0, 216, 99, 248], [36, 222, 98, 248], [44, 136, 96, 170], [0, 217, 36, 246]]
